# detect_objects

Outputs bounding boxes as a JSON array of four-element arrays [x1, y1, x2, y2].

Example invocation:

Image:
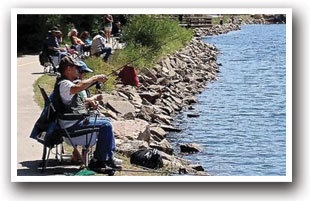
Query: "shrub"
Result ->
[[115, 15, 193, 69]]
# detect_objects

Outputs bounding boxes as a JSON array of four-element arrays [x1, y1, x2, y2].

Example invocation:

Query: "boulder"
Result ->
[[100, 93, 125, 105], [112, 119, 149, 140], [187, 113, 200, 118], [150, 126, 167, 140], [107, 100, 135, 116], [183, 96, 198, 105], [180, 143, 203, 153], [189, 164, 205, 172], [122, 112, 135, 120], [99, 107, 118, 120], [137, 125, 151, 144], [141, 68, 157, 83], [160, 125, 182, 132], [150, 139, 173, 155], [117, 140, 149, 157], [139, 92, 161, 104], [150, 113, 173, 125]]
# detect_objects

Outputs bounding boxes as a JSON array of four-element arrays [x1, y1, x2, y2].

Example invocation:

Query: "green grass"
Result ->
[[33, 74, 57, 108], [32, 15, 194, 176]]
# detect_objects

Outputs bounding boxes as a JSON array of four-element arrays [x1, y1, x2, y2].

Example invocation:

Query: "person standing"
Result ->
[[104, 14, 113, 43]]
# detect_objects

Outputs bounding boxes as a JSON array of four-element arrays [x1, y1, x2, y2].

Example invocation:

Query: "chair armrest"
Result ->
[[58, 113, 88, 120], [58, 128, 100, 138]]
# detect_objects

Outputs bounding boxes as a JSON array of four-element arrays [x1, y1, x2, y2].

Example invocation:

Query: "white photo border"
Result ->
[[11, 8, 292, 182]]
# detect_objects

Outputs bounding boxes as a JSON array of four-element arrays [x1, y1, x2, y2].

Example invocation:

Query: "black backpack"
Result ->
[[39, 50, 49, 66], [130, 149, 163, 169]]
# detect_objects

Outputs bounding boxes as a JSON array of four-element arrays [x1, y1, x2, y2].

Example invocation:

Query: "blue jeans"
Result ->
[[101, 47, 112, 62], [67, 116, 116, 161]]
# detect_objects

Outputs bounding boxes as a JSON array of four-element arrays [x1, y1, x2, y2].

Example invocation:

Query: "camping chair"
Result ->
[[37, 85, 100, 173]]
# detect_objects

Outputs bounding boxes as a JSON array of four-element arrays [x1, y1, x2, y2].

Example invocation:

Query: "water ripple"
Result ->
[[168, 24, 286, 176]]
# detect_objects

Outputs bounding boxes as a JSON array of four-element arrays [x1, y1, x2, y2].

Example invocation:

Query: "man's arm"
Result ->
[[48, 46, 65, 52], [70, 75, 108, 95]]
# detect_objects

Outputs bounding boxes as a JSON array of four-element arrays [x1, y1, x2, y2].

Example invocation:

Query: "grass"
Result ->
[[34, 74, 57, 108], [64, 145, 176, 176], [32, 15, 193, 176]]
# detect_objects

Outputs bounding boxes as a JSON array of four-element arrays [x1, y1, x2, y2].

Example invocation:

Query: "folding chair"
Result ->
[[37, 85, 100, 173]]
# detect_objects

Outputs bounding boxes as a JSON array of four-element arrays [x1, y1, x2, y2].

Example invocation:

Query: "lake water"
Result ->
[[168, 24, 286, 176]]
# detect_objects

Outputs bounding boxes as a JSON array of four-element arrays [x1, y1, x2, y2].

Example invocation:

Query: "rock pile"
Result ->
[[194, 23, 241, 37], [96, 25, 240, 175]]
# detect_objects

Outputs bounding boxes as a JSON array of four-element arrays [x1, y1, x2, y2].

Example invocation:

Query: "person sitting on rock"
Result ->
[[53, 55, 121, 171], [90, 30, 112, 62]]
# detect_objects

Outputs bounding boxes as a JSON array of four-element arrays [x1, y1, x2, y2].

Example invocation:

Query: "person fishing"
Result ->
[[53, 55, 121, 171]]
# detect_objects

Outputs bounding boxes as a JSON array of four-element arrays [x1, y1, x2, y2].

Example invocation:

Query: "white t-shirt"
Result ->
[[90, 34, 106, 55], [58, 79, 79, 128]]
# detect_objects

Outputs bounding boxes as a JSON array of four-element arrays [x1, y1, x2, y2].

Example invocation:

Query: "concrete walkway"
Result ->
[[17, 55, 45, 175]]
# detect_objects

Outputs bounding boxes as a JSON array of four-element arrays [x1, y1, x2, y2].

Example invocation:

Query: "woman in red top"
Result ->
[[68, 28, 85, 53]]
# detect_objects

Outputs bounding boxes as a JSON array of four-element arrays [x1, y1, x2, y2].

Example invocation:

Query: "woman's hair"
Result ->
[[80, 31, 90, 40], [68, 28, 78, 37]]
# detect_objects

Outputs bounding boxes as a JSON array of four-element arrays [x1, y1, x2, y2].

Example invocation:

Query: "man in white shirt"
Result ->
[[53, 56, 121, 171], [90, 30, 112, 62]]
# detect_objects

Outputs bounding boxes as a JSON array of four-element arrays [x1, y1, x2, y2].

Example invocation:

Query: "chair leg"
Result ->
[[40, 145, 47, 173], [55, 145, 59, 160], [60, 143, 64, 164], [45, 148, 51, 170]]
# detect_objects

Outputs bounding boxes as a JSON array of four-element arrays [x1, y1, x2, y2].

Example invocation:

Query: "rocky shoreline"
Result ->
[[97, 24, 241, 175]]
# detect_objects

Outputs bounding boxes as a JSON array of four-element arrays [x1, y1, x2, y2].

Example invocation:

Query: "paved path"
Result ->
[[17, 55, 45, 175]]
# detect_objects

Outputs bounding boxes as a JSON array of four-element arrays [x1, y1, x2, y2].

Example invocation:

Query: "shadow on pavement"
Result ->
[[31, 72, 45, 75], [18, 159, 81, 176]]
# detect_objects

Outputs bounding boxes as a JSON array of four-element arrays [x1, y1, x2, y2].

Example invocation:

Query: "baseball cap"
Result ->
[[77, 61, 93, 73], [58, 56, 84, 74]]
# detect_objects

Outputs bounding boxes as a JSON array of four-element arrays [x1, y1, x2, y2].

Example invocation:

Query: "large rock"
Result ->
[[139, 92, 160, 104], [150, 126, 166, 140], [98, 107, 118, 120], [100, 93, 125, 105], [141, 68, 157, 83], [107, 100, 135, 116], [137, 125, 151, 144], [189, 164, 205, 172], [150, 139, 173, 155], [112, 119, 149, 140], [150, 113, 173, 125], [187, 113, 200, 118], [180, 143, 203, 153], [117, 140, 149, 157], [160, 125, 182, 132]]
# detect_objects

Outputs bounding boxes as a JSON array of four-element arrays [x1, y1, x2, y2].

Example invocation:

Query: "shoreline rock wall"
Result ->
[[98, 24, 243, 175]]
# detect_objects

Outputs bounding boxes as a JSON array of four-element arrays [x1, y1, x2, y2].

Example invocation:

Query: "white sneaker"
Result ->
[[112, 157, 123, 166]]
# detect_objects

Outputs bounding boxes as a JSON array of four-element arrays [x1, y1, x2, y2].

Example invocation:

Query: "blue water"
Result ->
[[168, 24, 286, 176]]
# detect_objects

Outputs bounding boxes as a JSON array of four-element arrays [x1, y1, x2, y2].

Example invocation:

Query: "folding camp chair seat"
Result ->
[[37, 85, 100, 173]]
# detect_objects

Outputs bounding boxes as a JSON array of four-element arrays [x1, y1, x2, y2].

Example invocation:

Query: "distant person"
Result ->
[[79, 31, 92, 52], [44, 26, 67, 71], [104, 14, 113, 43], [178, 14, 184, 23], [90, 30, 112, 62], [112, 21, 121, 37], [68, 28, 85, 53]]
